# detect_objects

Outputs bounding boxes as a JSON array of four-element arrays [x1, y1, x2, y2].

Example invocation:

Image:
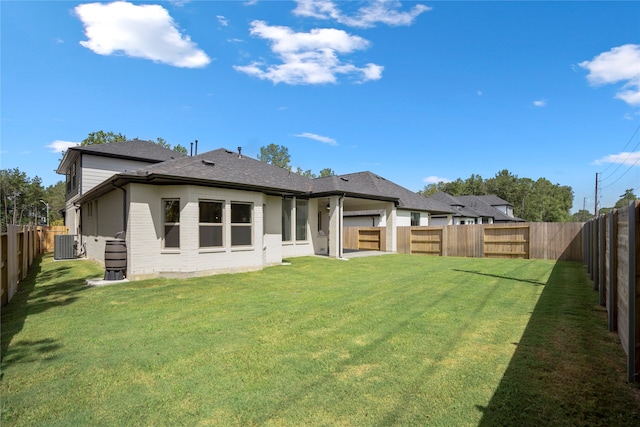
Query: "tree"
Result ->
[[44, 181, 66, 225], [418, 181, 451, 197], [295, 167, 316, 178], [81, 130, 127, 146], [319, 168, 335, 177], [258, 144, 291, 169], [155, 137, 171, 148], [571, 209, 594, 222], [418, 169, 575, 222], [0, 168, 50, 230], [173, 144, 188, 155], [462, 174, 486, 195], [614, 188, 638, 209]]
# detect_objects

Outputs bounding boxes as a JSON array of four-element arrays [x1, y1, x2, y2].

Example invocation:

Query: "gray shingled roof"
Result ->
[[132, 148, 312, 194], [455, 195, 516, 222], [475, 194, 512, 207], [426, 192, 524, 222], [72, 140, 182, 161], [311, 172, 456, 213], [57, 140, 184, 174], [75, 144, 456, 214], [426, 192, 479, 218]]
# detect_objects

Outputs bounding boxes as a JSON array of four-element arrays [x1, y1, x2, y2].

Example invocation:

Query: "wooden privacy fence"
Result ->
[[584, 200, 640, 383], [344, 227, 385, 251], [344, 223, 583, 261], [1, 225, 68, 306], [410, 223, 584, 260]]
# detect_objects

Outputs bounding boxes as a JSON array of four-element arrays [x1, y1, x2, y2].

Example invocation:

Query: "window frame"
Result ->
[[198, 200, 224, 249], [163, 199, 181, 249], [295, 198, 308, 241], [231, 202, 253, 247]]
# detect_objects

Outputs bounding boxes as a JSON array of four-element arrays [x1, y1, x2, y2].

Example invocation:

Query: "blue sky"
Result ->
[[2, 0, 639, 213]]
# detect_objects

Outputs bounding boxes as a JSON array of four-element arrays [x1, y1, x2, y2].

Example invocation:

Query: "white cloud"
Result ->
[[47, 140, 79, 153], [293, 0, 430, 28], [75, 1, 211, 68], [234, 20, 383, 84], [423, 176, 451, 184], [533, 99, 546, 107], [294, 132, 337, 146], [593, 151, 640, 166], [579, 44, 640, 106], [217, 15, 228, 26]]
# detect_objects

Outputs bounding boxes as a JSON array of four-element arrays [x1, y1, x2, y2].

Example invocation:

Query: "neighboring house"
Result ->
[[57, 141, 457, 280], [425, 191, 524, 225]]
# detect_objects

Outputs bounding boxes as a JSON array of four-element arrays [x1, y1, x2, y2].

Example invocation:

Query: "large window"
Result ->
[[231, 203, 252, 246], [282, 198, 292, 242], [295, 199, 308, 241], [163, 199, 180, 248], [199, 201, 223, 248], [411, 212, 420, 226]]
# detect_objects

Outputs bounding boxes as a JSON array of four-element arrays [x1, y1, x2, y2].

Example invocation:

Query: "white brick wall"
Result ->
[[126, 184, 271, 279]]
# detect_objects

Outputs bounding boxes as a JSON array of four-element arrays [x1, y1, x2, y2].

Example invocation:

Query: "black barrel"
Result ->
[[104, 239, 127, 280]]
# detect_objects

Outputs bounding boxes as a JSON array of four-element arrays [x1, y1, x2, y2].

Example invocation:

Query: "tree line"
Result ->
[[419, 170, 637, 223]]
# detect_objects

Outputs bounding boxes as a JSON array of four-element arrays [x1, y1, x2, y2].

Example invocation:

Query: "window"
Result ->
[[411, 212, 420, 226], [86, 201, 93, 218], [282, 198, 292, 242], [199, 201, 223, 248], [71, 162, 77, 189], [296, 199, 308, 241], [231, 203, 252, 246], [163, 199, 180, 248]]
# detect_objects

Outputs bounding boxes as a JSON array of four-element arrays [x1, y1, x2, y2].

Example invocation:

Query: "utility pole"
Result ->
[[583, 197, 586, 222], [594, 173, 599, 217]]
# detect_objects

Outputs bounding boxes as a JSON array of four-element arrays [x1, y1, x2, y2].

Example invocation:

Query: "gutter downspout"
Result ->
[[339, 194, 345, 259], [112, 180, 127, 236]]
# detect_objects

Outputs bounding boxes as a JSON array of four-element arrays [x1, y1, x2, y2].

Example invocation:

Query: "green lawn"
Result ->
[[1, 254, 639, 426]]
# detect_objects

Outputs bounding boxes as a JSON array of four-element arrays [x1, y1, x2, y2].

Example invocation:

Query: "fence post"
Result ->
[[608, 210, 618, 332], [593, 217, 599, 290], [628, 201, 637, 383], [599, 216, 606, 306]]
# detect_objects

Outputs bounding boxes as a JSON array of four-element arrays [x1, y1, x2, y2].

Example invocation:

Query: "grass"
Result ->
[[1, 254, 639, 426]]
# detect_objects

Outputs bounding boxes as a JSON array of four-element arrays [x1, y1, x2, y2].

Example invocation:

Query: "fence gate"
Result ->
[[483, 225, 530, 259], [410, 228, 442, 255], [358, 229, 381, 251]]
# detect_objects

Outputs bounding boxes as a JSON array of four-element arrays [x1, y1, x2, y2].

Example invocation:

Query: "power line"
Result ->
[[599, 123, 640, 183]]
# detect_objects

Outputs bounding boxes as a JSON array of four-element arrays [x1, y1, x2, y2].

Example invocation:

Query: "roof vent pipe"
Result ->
[[195, 139, 198, 155], [238, 146, 242, 159], [190, 142, 193, 156]]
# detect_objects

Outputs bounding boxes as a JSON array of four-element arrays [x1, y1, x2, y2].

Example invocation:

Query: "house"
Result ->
[[425, 191, 523, 225], [57, 141, 457, 280], [56, 140, 185, 238]]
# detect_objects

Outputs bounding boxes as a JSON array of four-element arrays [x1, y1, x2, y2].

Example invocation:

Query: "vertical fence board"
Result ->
[[1, 225, 62, 307]]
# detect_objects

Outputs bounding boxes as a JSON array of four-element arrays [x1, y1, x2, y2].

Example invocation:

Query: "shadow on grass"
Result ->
[[476, 261, 640, 426], [453, 269, 546, 286], [1, 255, 88, 371]]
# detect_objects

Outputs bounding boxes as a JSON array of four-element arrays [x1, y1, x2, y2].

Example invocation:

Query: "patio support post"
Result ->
[[385, 203, 397, 253], [328, 195, 343, 258]]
